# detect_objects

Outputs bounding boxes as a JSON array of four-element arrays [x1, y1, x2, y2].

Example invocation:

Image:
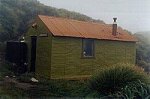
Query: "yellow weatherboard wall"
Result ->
[[51, 37, 136, 79], [26, 17, 136, 79]]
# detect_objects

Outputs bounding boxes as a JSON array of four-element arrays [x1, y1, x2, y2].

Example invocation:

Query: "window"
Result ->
[[82, 39, 94, 57]]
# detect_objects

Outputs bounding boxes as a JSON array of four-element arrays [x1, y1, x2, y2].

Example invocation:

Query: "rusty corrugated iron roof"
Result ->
[[38, 15, 137, 42]]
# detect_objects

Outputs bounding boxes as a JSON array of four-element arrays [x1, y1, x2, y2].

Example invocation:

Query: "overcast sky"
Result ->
[[38, 0, 150, 33]]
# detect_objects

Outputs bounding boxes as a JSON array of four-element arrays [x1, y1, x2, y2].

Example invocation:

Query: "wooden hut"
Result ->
[[25, 15, 137, 79]]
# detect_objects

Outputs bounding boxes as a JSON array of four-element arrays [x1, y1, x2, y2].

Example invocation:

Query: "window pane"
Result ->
[[83, 39, 94, 57]]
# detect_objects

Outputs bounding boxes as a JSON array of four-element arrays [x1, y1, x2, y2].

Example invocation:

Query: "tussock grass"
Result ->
[[89, 63, 150, 94]]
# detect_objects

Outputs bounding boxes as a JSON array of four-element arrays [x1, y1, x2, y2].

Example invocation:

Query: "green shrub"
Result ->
[[89, 63, 149, 95], [120, 80, 150, 99], [0, 61, 14, 80]]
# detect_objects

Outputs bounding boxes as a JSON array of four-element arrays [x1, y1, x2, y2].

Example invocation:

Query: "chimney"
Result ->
[[112, 18, 117, 36]]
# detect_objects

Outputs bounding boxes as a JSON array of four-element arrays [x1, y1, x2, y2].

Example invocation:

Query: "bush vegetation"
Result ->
[[89, 63, 150, 95], [120, 80, 150, 99], [135, 33, 150, 73]]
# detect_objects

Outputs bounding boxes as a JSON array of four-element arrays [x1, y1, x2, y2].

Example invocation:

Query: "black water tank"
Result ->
[[5, 41, 28, 74]]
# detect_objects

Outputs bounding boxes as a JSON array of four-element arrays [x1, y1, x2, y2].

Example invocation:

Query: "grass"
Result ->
[[0, 65, 96, 98], [0, 62, 149, 98], [17, 77, 94, 98]]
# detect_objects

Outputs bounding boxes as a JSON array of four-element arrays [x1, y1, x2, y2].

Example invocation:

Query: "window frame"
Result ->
[[81, 38, 95, 58]]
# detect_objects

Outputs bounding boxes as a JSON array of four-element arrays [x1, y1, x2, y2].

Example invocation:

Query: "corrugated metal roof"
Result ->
[[38, 15, 137, 42]]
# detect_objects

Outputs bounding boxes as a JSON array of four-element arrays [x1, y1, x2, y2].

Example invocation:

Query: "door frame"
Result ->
[[30, 36, 37, 72]]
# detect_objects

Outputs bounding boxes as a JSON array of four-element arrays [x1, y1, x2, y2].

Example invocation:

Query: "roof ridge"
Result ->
[[38, 15, 107, 26]]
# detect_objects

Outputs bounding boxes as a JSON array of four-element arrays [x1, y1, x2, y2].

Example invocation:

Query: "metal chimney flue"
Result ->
[[112, 18, 117, 36]]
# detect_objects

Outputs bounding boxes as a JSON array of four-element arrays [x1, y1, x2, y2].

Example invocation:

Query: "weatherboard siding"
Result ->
[[36, 35, 52, 77], [25, 17, 52, 77], [51, 37, 136, 79]]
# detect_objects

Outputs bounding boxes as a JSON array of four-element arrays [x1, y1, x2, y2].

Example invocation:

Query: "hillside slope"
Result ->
[[134, 32, 150, 72], [0, 0, 104, 42], [135, 32, 150, 44]]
